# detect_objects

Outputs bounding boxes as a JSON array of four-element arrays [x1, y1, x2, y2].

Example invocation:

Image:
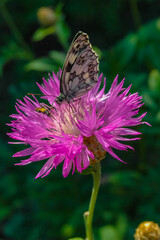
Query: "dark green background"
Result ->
[[0, 0, 160, 239]]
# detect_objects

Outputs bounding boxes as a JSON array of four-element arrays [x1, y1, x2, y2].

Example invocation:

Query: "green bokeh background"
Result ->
[[0, 0, 160, 239]]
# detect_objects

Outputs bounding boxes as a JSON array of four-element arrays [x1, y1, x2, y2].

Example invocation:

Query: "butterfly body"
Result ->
[[56, 93, 66, 104], [56, 31, 99, 105]]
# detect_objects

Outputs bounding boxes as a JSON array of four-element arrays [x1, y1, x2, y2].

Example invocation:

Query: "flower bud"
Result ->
[[37, 7, 56, 27], [83, 136, 106, 165], [134, 221, 160, 240]]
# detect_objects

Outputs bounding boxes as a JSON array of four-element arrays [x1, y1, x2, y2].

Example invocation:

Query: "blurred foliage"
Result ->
[[0, 0, 160, 239]]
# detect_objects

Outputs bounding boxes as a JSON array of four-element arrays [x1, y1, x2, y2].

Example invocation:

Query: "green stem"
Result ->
[[0, 3, 33, 58], [84, 163, 101, 240]]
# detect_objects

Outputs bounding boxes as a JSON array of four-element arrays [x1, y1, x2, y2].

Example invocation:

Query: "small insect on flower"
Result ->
[[35, 104, 56, 119], [35, 107, 50, 116], [56, 31, 99, 104]]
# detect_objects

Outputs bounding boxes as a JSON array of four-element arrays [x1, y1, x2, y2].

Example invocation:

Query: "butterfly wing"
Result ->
[[60, 31, 99, 100]]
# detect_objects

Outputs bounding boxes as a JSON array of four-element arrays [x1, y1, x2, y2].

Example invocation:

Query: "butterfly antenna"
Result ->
[[28, 93, 42, 96], [28, 93, 57, 97]]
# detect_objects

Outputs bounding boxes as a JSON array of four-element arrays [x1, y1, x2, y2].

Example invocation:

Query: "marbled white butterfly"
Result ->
[[56, 31, 99, 104]]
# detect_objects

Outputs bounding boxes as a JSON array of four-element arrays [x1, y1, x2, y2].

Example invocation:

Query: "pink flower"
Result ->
[[7, 71, 149, 178]]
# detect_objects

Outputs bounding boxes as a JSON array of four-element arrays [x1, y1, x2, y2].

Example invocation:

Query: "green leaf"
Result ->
[[116, 34, 138, 68], [55, 20, 70, 50], [55, 2, 64, 18], [93, 46, 102, 59], [0, 206, 11, 220], [0, 0, 9, 7], [138, 18, 160, 42], [32, 26, 56, 42], [108, 171, 140, 187], [25, 57, 58, 72], [61, 224, 74, 238], [103, 33, 138, 74], [68, 238, 84, 240], [125, 72, 147, 89], [4, 213, 24, 237], [142, 91, 159, 110], [49, 50, 65, 66], [148, 69, 160, 93], [99, 225, 121, 240], [0, 41, 32, 73], [116, 215, 128, 239]]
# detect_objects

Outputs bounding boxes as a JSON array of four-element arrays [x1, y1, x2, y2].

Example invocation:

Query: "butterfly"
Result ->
[[56, 31, 99, 104]]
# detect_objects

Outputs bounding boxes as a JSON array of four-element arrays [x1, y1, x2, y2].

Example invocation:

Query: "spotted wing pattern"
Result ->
[[60, 31, 99, 101]]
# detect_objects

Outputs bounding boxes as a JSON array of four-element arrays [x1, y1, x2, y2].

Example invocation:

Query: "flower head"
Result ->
[[134, 221, 160, 240], [8, 71, 149, 178]]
